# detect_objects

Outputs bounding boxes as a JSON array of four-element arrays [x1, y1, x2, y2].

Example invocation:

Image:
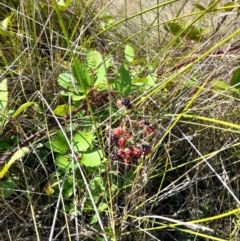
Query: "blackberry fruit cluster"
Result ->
[[111, 146, 144, 164], [106, 98, 155, 164], [106, 125, 152, 164]]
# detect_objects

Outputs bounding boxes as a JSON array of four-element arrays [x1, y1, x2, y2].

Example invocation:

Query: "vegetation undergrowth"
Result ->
[[1, 0, 240, 240]]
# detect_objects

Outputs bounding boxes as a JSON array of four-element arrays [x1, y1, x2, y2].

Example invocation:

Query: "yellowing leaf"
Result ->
[[43, 185, 54, 195], [210, 79, 239, 94], [11, 102, 36, 119], [53, 104, 76, 117], [0, 147, 30, 179]]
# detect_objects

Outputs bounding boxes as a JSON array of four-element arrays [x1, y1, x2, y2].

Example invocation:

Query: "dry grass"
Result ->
[[1, 0, 240, 241]]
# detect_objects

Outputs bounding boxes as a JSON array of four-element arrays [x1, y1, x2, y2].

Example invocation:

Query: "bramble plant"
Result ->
[[0, 41, 157, 236]]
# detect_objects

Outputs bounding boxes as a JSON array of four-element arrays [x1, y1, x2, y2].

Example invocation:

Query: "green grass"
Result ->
[[1, 0, 240, 240]]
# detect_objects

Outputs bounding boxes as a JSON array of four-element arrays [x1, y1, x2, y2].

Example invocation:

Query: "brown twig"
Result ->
[[157, 43, 240, 76], [211, 14, 228, 37]]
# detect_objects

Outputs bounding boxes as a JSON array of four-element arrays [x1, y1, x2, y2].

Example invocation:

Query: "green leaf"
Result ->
[[194, 4, 206, 10], [117, 64, 132, 96], [164, 22, 183, 36], [147, 73, 157, 86], [210, 79, 240, 93], [73, 131, 94, 152], [223, 2, 235, 12], [87, 50, 103, 69], [64, 185, 74, 198], [53, 104, 76, 117], [0, 138, 12, 150], [208, 0, 220, 10], [57, 73, 83, 93], [184, 78, 198, 87], [185, 26, 205, 41], [210, 79, 229, 92], [130, 57, 147, 66], [0, 15, 14, 37], [125, 44, 134, 62], [62, 177, 74, 197], [81, 149, 102, 167], [60, 91, 85, 101], [99, 15, 115, 22], [90, 176, 105, 191], [45, 131, 69, 153], [55, 154, 80, 171], [72, 60, 91, 89], [90, 203, 108, 224], [94, 56, 111, 88], [11, 102, 36, 119], [0, 78, 8, 116], [134, 77, 148, 84], [0, 180, 17, 198], [55, 154, 72, 170], [114, 79, 122, 93], [230, 68, 240, 89]]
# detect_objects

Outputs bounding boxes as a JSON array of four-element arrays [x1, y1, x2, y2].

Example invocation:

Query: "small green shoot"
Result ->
[[0, 14, 14, 37], [72, 60, 91, 89], [125, 44, 135, 63], [0, 78, 8, 132], [56, 0, 72, 11], [230, 68, 240, 89]]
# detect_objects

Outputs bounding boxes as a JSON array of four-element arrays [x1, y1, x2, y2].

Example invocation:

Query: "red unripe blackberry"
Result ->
[[124, 132, 131, 139], [125, 154, 132, 160], [114, 127, 124, 137], [124, 158, 131, 164], [147, 126, 154, 134], [141, 144, 151, 154], [143, 127, 147, 136], [143, 126, 154, 135], [117, 137, 126, 147], [117, 149, 125, 158], [133, 147, 143, 158], [124, 147, 133, 156]]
